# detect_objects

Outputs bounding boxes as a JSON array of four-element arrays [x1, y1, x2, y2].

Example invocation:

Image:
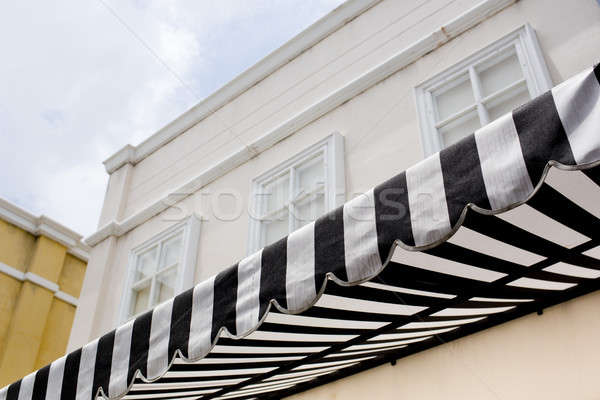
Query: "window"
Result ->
[[248, 133, 345, 253], [119, 215, 200, 322], [415, 24, 553, 155]]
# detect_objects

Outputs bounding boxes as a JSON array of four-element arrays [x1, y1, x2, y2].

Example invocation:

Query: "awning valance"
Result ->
[[2, 65, 599, 400]]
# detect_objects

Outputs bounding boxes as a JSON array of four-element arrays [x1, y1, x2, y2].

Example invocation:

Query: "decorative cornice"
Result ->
[[102, 0, 383, 174], [87, 0, 516, 246], [0, 262, 79, 307], [0, 197, 91, 261]]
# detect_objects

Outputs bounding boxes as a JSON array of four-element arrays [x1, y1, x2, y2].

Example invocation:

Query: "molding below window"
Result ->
[[85, 0, 517, 247]]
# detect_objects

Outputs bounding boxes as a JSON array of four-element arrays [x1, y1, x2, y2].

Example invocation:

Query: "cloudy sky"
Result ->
[[0, 0, 344, 236]]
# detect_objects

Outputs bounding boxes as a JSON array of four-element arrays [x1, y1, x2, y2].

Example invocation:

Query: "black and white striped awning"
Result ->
[[2, 66, 599, 400]]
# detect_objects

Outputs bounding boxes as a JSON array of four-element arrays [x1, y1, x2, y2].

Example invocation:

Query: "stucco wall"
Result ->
[[0, 219, 87, 387], [72, 3, 600, 396], [287, 290, 600, 400]]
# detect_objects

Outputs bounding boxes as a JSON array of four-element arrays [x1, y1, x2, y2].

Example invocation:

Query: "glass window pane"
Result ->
[[263, 212, 289, 246], [135, 246, 158, 281], [487, 83, 531, 122], [160, 234, 183, 269], [438, 110, 481, 148], [479, 51, 523, 97], [264, 174, 290, 215], [154, 267, 178, 305], [294, 193, 325, 228], [296, 156, 324, 195], [434, 74, 474, 121], [130, 281, 151, 317]]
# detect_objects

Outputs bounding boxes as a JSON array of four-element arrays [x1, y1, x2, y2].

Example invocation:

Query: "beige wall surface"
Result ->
[[288, 290, 600, 400], [72, 0, 600, 376]]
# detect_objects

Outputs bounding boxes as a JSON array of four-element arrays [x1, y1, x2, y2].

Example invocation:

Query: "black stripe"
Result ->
[[315, 206, 346, 289], [168, 287, 194, 360], [61, 349, 81, 400], [439, 134, 491, 224], [527, 183, 600, 240], [463, 212, 598, 268], [212, 264, 238, 339], [513, 91, 576, 183], [6, 381, 20, 400], [594, 63, 600, 85], [426, 242, 581, 284], [583, 166, 600, 186], [259, 237, 287, 317], [373, 171, 413, 264], [32, 365, 50, 400], [92, 329, 115, 397], [128, 310, 152, 383]]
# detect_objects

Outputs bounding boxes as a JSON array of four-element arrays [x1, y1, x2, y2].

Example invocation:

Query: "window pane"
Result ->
[[130, 281, 150, 317], [263, 212, 289, 246], [154, 267, 178, 305], [294, 193, 325, 228], [434, 74, 474, 121], [438, 110, 481, 148], [487, 83, 531, 122], [160, 234, 183, 269], [264, 174, 290, 215], [296, 156, 324, 195], [135, 246, 158, 281], [479, 51, 523, 97]]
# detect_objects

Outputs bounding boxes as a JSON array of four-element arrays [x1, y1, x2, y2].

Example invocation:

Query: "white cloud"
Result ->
[[0, 0, 344, 236]]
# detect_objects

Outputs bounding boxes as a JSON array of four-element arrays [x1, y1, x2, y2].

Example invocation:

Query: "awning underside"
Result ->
[[124, 166, 600, 400], [2, 66, 599, 400]]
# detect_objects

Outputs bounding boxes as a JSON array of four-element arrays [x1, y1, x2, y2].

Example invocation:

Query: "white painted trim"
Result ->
[[85, 0, 516, 247], [0, 197, 90, 261], [415, 24, 553, 156], [117, 214, 201, 324], [0, 261, 25, 281], [54, 291, 79, 307], [247, 132, 345, 254], [0, 261, 80, 306], [24, 272, 60, 292], [103, 0, 383, 174]]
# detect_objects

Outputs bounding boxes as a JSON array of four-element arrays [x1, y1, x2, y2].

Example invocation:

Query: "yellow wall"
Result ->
[[0, 220, 87, 387]]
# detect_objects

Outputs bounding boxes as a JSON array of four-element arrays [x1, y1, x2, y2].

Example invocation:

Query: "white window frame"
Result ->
[[247, 132, 345, 254], [118, 214, 201, 323], [415, 24, 553, 156]]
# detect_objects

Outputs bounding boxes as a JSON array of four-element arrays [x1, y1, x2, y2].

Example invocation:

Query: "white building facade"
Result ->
[[71, 0, 600, 398]]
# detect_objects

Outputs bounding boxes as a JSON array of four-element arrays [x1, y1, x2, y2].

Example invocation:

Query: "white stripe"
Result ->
[[431, 306, 514, 317], [16, 372, 35, 400], [406, 153, 451, 246], [497, 204, 589, 249], [188, 277, 215, 359], [0, 387, 6, 400], [475, 112, 533, 210], [147, 298, 174, 380], [543, 262, 600, 279], [76, 338, 98, 400], [108, 319, 134, 397], [508, 277, 575, 291], [448, 226, 544, 266], [46, 356, 66, 400], [343, 189, 381, 282], [286, 222, 316, 312], [236, 250, 263, 335], [552, 67, 600, 164]]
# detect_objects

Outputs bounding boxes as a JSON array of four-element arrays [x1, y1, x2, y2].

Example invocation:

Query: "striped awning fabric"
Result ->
[[2, 65, 599, 400]]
